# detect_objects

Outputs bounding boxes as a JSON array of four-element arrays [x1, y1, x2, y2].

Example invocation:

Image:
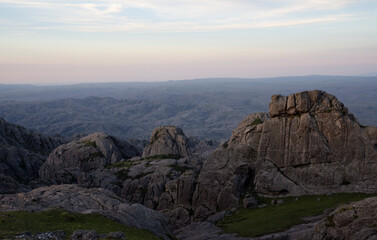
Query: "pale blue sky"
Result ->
[[0, 0, 377, 84]]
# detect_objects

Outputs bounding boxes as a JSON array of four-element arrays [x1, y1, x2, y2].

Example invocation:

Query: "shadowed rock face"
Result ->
[[0, 117, 63, 194], [38, 127, 217, 228], [143, 126, 191, 158], [313, 197, 377, 240], [193, 90, 377, 214]]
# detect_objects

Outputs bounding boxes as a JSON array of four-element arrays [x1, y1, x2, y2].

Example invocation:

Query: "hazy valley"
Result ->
[[0, 76, 376, 141]]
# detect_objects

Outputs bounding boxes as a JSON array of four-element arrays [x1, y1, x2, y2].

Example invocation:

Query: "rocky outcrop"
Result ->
[[255, 90, 377, 195], [0, 117, 64, 193], [192, 113, 267, 212], [143, 126, 191, 158], [0, 184, 172, 237], [313, 197, 377, 240], [193, 90, 377, 214], [38, 127, 217, 228], [39, 132, 141, 184]]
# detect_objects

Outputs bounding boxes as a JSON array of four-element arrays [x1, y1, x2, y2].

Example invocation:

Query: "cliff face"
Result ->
[[193, 90, 377, 214], [0, 117, 63, 193], [255, 90, 377, 195]]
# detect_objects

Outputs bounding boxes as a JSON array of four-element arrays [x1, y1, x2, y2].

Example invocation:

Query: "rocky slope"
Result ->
[[39, 132, 141, 185], [0, 117, 64, 194], [193, 90, 377, 215], [39, 126, 217, 227], [313, 197, 377, 240], [0, 184, 172, 237]]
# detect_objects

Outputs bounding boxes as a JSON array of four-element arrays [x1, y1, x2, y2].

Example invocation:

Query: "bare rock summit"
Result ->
[[143, 126, 191, 158]]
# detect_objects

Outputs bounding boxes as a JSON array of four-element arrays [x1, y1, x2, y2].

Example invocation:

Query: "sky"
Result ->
[[0, 0, 377, 84]]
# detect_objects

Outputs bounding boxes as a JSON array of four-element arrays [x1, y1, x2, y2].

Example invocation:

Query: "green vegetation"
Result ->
[[80, 140, 97, 148], [142, 154, 181, 160], [249, 118, 263, 126], [217, 193, 377, 238], [133, 172, 152, 179], [107, 154, 180, 170], [0, 208, 159, 240], [114, 169, 130, 181], [106, 161, 133, 169], [169, 164, 192, 173], [150, 129, 162, 144]]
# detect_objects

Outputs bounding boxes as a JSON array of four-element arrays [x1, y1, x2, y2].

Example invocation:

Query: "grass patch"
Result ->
[[79, 141, 97, 148], [248, 118, 263, 126], [0, 208, 160, 240], [133, 172, 152, 180], [217, 193, 377, 238], [142, 154, 181, 160], [114, 169, 130, 181], [169, 164, 192, 173], [106, 161, 134, 169]]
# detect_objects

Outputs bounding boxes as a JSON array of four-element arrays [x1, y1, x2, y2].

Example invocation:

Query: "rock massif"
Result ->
[[39, 126, 217, 227], [0, 117, 63, 194], [193, 90, 377, 214]]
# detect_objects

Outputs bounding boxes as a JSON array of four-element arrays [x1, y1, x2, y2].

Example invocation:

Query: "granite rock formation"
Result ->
[[193, 90, 377, 215], [313, 197, 377, 240], [39, 132, 141, 185], [143, 126, 191, 158], [38, 126, 217, 228], [0, 117, 63, 194], [0, 184, 172, 237]]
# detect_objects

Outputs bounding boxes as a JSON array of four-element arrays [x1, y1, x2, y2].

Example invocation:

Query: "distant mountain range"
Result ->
[[0, 75, 376, 140]]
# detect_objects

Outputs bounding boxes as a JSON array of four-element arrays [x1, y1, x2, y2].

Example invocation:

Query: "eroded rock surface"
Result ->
[[143, 126, 191, 158], [313, 197, 377, 240], [38, 127, 217, 228], [39, 132, 141, 184], [0, 117, 64, 194], [193, 90, 377, 215], [0, 184, 172, 237]]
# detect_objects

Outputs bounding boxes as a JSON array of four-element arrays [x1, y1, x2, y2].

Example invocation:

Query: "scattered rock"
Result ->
[[243, 197, 258, 209]]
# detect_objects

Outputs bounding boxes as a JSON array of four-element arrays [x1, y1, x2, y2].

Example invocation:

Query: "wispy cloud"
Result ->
[[0, 0, 365, 32]]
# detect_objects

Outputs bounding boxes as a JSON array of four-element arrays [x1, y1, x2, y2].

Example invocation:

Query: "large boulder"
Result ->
[[39, 132, 141, 184], [143, 126, 191, 158], [193, 90, 377, 214], [0, 184, 172, 237]]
